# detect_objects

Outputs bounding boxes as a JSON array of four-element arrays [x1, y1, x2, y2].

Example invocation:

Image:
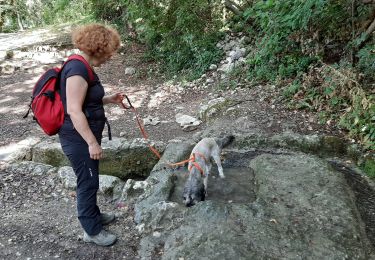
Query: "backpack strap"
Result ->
[[23, 55, 95, 119], [63, 54, 95, 84]]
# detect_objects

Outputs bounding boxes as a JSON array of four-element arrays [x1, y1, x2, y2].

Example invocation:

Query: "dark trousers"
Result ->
[[59, 119, 104, 236]]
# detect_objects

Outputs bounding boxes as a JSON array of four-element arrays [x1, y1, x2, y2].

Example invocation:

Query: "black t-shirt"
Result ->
[[59, 60, 105, 121]]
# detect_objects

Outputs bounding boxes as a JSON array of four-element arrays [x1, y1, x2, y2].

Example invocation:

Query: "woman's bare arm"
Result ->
[[66, 75, 102, 160]]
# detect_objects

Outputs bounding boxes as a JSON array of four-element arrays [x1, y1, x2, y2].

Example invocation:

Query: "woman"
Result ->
[[58, 23, 123, 246]]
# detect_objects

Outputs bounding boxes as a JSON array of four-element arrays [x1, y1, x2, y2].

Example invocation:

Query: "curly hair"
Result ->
[[72, 24, 121, 58]]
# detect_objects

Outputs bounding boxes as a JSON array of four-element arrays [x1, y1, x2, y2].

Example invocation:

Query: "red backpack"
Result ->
[[24, 54, 94, 135]]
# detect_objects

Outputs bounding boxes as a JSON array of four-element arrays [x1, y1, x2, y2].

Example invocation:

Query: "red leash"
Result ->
[[120, 95, 208, 173], [120, 95, 160, 155], [121, 95, 199, 168]]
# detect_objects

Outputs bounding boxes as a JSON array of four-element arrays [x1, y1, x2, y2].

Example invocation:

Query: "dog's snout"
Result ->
[[183, 195, 196, 207], [186, 200, 195, 207]]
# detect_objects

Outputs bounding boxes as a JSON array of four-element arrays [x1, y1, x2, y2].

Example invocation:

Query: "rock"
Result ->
[[125, 67, 136, 75], [152, 139, 195, 172], [31, 138, 166, 179], [1, 63, 16, 74], [0, 51, 6, 60], [148, 90, 169, 108], [118, 179, 151, 203], [175, 113, 202, 131], [209, 64, 218, 70], [0, 137, 40, 162], [198, 97, 229, 121], [143, 115, 160, 126], [218, 63, 235, 73], [99, 175, 125, 195], [136, 143, 373, 259], [6, 161, 55, 176], [153, 231, 161, 238], [32, 141, 69, 167], [58, 166, 125, 194], [206, 78, 214, 84], [5, 50, 14, 59], [58, 166, 76, 190]]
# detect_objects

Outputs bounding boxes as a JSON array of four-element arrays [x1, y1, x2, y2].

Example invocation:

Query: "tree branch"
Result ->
[[364, 15, 375, 36]]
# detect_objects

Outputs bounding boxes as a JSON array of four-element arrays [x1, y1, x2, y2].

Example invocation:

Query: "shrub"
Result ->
[[286, 63, 374, 150], [243, 0, 371, 82], [357, 44, 375, 89]]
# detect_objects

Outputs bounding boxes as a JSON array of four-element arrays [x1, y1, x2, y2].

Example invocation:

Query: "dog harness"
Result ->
[[188, 152, 208, 176]]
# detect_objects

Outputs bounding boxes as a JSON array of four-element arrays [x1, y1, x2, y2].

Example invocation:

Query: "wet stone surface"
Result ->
[[169, 167, 256, 205]]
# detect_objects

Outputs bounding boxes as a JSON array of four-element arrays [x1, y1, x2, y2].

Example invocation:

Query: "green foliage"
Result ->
[[285, 63, 374, 150], [103, 0, 225, 78], [0, 0, 92, 32], [363, 158, 375, 178], [244, 0, 319, 81], [243, 0, 358, 82], [340, 92, 374, 150], [357, 44, 375, 88], [283, 79, 301, 99], [239, 0, 374, 150], [90, 0, 127, 33], [0, 0, 28, 32], [40, 0, 92, 25]]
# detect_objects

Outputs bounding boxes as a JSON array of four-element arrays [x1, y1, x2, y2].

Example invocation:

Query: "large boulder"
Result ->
[[134, 144, 375, 259], [32, 141, 69, 167], [235, 132, 361, 159], [100, 138, 165, 179], [30, 137, 165, 179], [134, 139, 195, 225], [0, 137, 40, 162]]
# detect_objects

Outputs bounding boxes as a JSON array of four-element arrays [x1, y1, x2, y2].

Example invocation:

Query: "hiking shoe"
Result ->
[[83, 230, 117, 246], [101, 212, 115, 225]]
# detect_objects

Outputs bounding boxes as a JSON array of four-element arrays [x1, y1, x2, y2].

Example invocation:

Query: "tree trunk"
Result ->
[[358, 16, 375, 48], [224, 0, 243, 16], [351, 0, 357, 65], [16, 11, 23, 31]]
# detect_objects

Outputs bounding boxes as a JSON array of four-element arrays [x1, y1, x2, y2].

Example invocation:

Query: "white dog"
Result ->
[[182, 135, 234, 206]]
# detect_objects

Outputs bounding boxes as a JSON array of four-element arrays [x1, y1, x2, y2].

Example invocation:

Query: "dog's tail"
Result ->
[[215, 135, 235, 148]]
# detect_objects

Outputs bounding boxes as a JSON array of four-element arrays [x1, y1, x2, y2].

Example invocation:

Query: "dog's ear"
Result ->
[[199, 183, 206, 201], [201, 190, 206, 201]]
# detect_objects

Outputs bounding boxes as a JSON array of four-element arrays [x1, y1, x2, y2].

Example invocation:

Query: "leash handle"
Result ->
[[121, 95, 133, 109]]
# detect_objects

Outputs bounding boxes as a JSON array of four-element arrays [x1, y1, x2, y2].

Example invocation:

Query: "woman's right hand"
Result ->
[[89, 142, 103, 160]]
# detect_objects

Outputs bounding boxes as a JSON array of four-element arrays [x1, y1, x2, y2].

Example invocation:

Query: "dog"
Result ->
[[182, 135, 234, 207]]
